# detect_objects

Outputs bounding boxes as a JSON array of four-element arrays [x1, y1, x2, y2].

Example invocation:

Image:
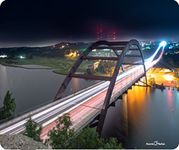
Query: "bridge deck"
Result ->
[[40, 66, 144, 140], [0, 40, 166, 140], [0, 65, 145, 139]]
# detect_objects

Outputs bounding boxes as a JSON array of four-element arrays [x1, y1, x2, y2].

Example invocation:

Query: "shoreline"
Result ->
[[0, 63, 68, 76]]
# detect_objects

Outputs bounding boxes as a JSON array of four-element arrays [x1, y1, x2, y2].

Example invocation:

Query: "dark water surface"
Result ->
[[102, 86, 179, 149], [1, 64, 179, 149], [0, 65, 97, 115]]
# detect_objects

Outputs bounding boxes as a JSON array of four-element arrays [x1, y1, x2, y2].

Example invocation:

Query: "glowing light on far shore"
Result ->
[[159, 41, 167, 47], [0, 54, 7, 58], [65, 50, 79, 59], [19, 56, 26, 59], [163, 74, 174, 81], [150, 74, 155, 78]]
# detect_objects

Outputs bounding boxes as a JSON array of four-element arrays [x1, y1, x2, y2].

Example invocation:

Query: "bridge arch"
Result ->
[[54, 39, 147, 134]]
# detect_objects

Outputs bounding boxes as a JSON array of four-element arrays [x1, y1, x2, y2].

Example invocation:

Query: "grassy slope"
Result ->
[[0, 57, 75, 75], [0, 57, 92, 75]]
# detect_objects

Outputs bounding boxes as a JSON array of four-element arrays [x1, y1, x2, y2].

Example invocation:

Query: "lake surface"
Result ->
[[1, 64, 179, 149], [0, 64, 98, 115], [102, 86, 179, 149]]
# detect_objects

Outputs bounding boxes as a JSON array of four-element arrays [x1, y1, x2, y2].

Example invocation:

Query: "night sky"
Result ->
[[0, 0, 179, 47]]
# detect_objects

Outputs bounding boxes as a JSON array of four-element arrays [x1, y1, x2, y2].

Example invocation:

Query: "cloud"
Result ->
[[0, 0, 5, 6]]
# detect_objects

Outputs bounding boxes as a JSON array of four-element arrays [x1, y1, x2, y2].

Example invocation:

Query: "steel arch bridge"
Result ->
[[0, 40, 166, 137], [54, 39, 148, 134]]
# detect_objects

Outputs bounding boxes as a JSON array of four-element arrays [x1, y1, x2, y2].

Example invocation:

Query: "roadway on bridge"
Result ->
[[0, 41, 167, 140]]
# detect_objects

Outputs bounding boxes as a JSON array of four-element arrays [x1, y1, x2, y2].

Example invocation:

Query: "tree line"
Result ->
[[24, 114, 122, 149], [0, 91, 122, 149], [0, 91, 16, 120]]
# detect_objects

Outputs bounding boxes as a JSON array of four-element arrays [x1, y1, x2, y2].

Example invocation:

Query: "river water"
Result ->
[[0, 64, 97, 115], [102, 86, 179, 149], [0, 64, 179, 149]]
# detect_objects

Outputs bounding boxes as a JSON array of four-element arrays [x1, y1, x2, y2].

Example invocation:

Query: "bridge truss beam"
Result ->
[[54, 39, 147, 135]]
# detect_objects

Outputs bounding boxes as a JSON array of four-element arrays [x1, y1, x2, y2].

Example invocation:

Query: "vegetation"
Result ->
[[0, 91, 16, 120], [1, 56, 96, 76], [1, 51, 117, 76], [24, 117, 42, 141], [96, 61, 116, 76], [48, 114, 75, 149], [71, 127, 122, 149], [48, 114, 122, 149], [0, 57, 76, 75]]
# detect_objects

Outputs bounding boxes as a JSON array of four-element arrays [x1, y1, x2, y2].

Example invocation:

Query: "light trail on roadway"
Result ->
[[0, 41, 167, 138]]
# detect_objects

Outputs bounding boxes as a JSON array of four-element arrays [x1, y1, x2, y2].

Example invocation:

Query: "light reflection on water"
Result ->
[[102, 86, 179, 149]]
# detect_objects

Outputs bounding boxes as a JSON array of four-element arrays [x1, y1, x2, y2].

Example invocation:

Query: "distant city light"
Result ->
[[163, 74, 174, 81], [0, 54, 7, 58], [162, 69, 171, 73], [169, 45, 174, 49], [159, 41, 167, 47], [145, 46, 151, 50], [65, 50, 79, 59], [150, 74, 155, 78], [19, 56, 26, 59], [61, 45, 65, 49]]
